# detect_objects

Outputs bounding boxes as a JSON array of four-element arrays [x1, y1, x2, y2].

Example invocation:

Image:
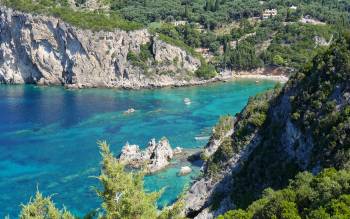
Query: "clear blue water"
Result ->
[[0, 80, 276, 217]]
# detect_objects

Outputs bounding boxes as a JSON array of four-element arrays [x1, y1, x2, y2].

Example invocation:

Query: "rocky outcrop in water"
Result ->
[[0, 7, 201, 88], [119, 138, 174, 173]]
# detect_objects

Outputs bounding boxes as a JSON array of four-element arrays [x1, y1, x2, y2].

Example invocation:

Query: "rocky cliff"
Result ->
[[119, 138, 174, 173], [185, 38, 350, 218], [0, 7, 201, 88]]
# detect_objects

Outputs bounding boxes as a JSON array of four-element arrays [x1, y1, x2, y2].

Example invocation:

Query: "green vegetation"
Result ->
[[127, 43, 154, 70], [234, 84, 282, 150], [205, 85, 281, 178], [212, 115, 234, 140], [157, 33, 203, 62], [97, 141, 161, 218], [18, 141, 184, 219], [216, 36, 350, 214], [106, 0, 350, 29], [288, 35, 350, 169], [206, 136, 233, 178], [228, 41, 263, 70], [19, 191, 74, 219], [5, 1, 350, 218], [195, 64, 217, 79], [4, 0, 143, 31], [219, 168, 350, 219], [204, 115, 234, 176], [261, 23, 335, 69], [5, 0, 348, 74]]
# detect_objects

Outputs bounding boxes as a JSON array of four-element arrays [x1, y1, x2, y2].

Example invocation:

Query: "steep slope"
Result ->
[[185, 36, 350, 218], [0, 7, 202, 88]]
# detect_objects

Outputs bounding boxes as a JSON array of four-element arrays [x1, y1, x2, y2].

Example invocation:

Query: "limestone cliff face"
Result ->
[[0, 7, 201, 88]]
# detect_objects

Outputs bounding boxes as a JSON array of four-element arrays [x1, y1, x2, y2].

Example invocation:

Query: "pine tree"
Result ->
[[96, 141, 161, 219], [214, 0, 220, 11], [19, 142, 185, 219], [19, 191, 75, 219]]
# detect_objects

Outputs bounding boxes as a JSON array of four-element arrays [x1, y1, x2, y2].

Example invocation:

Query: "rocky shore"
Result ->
[[64, 75, 226, 89]]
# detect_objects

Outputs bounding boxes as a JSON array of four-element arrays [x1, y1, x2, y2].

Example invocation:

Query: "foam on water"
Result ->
[[0, 80, 276, 217]]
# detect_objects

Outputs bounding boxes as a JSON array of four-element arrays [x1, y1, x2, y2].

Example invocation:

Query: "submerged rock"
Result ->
[[119, 138, 174, 173], [178, 166, 192, 176], [173, 146, 183, 154]]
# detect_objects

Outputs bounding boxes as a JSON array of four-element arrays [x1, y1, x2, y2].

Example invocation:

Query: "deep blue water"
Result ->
[[0, 80, 276, 217]]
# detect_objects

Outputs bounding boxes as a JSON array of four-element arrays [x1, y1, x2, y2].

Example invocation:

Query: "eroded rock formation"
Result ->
[[119, 138, 174, 173], [0, 7, 201, 88]]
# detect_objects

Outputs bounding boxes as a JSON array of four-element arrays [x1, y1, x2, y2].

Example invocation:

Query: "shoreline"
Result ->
[[64, 67, 290, 89], [231, 74, 289, 82], [0, 74, 287, 90], [223, 67, 290, 83], [0, 68, 289, 90]]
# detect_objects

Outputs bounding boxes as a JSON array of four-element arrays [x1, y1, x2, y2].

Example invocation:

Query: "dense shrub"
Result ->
[[19, 191, 74, 219], [289, 36, 350, 168], [219, 169, 350, 219], [195, 64, 217, 79]]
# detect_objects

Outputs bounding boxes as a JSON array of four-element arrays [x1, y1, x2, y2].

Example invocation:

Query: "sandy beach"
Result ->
[[220, 67, 290, 83]]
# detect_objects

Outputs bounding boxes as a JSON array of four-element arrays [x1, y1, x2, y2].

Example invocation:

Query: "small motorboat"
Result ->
[[184, 98, 191, 105], [124, 108, 136, 114], [195, 136, 210, 141]]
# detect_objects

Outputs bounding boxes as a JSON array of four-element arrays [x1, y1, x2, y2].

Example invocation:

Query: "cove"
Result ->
[[0, 80, 276, 217]]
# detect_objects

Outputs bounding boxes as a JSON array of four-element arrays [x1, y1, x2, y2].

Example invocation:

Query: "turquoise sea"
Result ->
[[0, 80, 276, 217]]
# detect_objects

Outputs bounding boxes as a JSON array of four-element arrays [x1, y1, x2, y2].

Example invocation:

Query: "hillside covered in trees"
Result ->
[[188, 34, 350, 218]]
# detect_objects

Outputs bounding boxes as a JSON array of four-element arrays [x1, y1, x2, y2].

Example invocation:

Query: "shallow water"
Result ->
[[0, 80, 276, 217]]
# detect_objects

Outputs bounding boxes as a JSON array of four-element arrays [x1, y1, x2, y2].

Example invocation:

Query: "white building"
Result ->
[[171, 21, 187, 26], [262, 9, 277, 19]]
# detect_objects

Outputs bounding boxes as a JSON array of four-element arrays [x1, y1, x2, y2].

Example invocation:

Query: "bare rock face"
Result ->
[[202, 126, 234, 159], [178, 166, 192, 176], [0, 7, 201, 88], [119, 143, 144, 168], [152, 38, 201, 73], [119, 138, 173, 173]]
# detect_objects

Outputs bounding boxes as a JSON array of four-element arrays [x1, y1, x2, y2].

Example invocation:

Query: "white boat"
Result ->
[[184, 98, 191, 105], [124, 108, 135, 114], [195, 136, 210, 141]]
